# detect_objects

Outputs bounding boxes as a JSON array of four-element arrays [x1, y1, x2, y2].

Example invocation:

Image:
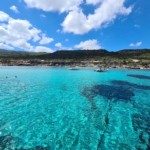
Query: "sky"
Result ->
[[0, 0, 150, 52]]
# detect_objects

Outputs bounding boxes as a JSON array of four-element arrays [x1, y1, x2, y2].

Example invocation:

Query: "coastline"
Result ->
[[0, 60, 150, 70], [0, 49, 150, 69]]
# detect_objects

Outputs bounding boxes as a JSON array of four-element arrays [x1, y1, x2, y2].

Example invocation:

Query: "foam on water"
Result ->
[[0, 67, 150, 150]]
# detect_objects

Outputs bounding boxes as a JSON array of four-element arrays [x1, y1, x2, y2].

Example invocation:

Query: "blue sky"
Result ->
[[0, 0, 149, 52]]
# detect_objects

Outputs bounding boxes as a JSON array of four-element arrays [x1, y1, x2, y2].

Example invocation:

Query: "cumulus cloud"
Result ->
[[62, 0, 132, 34], [62, 9, 89, 34], [0, 11, 53, 52], [55, 42, 62, 48], [34, 46, 53, 52], [86, 0, 103, 5], [0, 42, 14, 50], [10, 5, 19, 13], [0, 11, 10, 22], [75, 39, 101, 50], [129, 41, 142, 47], [39, 34, 54, 45], [23, 0, 132, 35], [23, 0, 82, 12]]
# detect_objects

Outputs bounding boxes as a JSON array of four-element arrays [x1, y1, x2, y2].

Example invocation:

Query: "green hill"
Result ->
[[0, 49, 150, 60]]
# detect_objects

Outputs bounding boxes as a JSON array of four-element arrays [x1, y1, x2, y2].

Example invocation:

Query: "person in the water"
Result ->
[[4, 76, 17, 79]]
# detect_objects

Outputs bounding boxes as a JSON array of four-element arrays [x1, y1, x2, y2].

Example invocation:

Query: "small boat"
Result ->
[[94, 68, 106, 72], [68, 67, 79, 70]]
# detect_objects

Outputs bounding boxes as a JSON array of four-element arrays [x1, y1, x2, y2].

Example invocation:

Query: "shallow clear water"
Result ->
[[0, 67, 150, 150]]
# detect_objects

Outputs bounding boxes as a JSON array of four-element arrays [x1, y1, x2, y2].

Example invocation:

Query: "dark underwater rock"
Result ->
[[127, 74, 150, 80], [82, 86, 97, 109], [92, 84, 134, 102], [111, 80, 150, 90], [0, 135, 13, 149], [0, 134, 50, 150], [34, 146, 50, 150], [132, 113, 150, 134], [82, 84, 135, 103], [132, 112, 150, 149]]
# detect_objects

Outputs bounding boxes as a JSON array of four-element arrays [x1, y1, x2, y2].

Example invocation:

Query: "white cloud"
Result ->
[[0, 11, 54, 52], [34, 46, 53, 52], [86, 0, 103, 5], [0, 11, 10, 22], [62, 0, 132, 34], [129, 41, 142, 47], [10, 5, 19, 13], [75, 39, 101, 50], [23, 0, 82, 12], [55, 42, 62, 48], [62, 9, 89, 34], [39, 34, 54, 45], [0, 42, 14, 50], [54, 42, 72, 50], [23, 0, 132, 35], [0, 19, 39, 49]]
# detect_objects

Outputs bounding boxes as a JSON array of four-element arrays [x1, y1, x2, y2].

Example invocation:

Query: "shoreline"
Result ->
[[0, 58, 150, 70], [0, 64, 150, 70]]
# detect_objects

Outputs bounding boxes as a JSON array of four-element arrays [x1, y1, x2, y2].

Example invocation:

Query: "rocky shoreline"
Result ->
[[0, 59, 150, 70]]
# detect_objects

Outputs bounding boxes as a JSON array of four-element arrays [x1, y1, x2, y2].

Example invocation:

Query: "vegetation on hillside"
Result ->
[[0, 49, 149, 68], [0, 49, 150, 60]]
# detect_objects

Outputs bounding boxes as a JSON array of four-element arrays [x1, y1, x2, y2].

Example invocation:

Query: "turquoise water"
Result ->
[[0, 67, 150, 150]]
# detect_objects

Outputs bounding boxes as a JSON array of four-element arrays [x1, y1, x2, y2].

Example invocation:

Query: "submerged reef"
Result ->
[[82, 80, 150, 109], [132, 111, 150, 149], [0, 135, 13, 150], [82, 84, 135, 104], [81, 80, 150, 149], [127, 74, 150, 80], [0, 134, 50, 150], [82, 86, 97, 110], [111, 80, 150, 90]]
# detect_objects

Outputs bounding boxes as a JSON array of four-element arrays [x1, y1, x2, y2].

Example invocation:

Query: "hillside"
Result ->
[[0, 49, 150, 68], [0, 49, 46, 59], [0, 49, 150, 60]]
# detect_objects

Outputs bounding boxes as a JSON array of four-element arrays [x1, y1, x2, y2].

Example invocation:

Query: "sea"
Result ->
[[0, 66, 150, 150]]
